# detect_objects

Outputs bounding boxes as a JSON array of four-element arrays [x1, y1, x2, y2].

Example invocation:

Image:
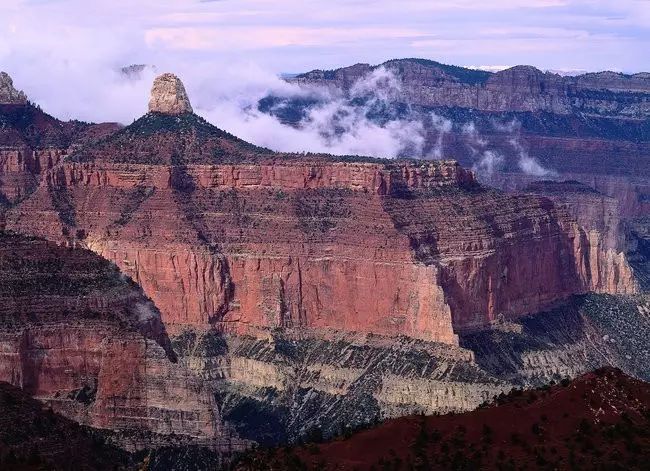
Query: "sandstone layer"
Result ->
[[523, 180, 635, 294], [173, 292, 650, 445], [0, 233, 647, 449]]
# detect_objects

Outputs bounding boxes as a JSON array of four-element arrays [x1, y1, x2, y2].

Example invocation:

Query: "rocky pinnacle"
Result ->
[[148, 73, 193, 115], [0, 72, 28, 104]]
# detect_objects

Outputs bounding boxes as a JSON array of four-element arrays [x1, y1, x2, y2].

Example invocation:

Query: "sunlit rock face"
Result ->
[[148, 73, 193, 115], [5, 121, 636, 339]]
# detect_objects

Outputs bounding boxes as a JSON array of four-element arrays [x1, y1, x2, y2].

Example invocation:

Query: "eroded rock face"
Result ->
[[0, 72, 27, 104], [5, 112, 636, 339], [148, 73, 193, 115], [243, 367, 650, 470], [523, 181, 636, 291], [7, 157, 469, 344]]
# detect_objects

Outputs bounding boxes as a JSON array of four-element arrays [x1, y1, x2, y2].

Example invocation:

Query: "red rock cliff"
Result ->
[[6, 118, 636, 338]]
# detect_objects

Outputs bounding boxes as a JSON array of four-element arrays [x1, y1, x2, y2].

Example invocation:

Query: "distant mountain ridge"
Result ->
[[293, 58, 650, 111]]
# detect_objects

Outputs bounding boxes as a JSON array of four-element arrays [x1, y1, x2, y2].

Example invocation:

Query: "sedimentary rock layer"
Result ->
[[6, 132, 636, 339], [173, 293, 650, 445], [240, 367, 650, 470], [0, 232, 238, 450]]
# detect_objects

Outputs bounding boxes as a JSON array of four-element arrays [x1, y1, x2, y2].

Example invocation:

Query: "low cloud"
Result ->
[[199, 65, 425, 158], [428, 113, 453, 159], [501, 120, 557, 177], [510, 137, 556, 177]]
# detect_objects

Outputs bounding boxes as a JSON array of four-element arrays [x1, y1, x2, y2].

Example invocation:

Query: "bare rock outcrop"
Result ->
[[148, 73, 193, 115], [523, 180, 637, 293], [0, 72, 27, 104]]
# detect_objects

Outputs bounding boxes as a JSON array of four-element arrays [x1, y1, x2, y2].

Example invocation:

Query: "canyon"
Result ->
[[3, 107, 637, 338], [0, 70, 648, 463]]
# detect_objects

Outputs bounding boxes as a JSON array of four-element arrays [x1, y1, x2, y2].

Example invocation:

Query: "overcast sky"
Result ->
[[1, 0, 648, 122]]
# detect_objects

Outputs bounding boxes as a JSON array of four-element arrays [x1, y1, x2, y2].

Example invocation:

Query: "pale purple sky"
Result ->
[[2, 0, 648, 72], [0, 0, 648, 124]]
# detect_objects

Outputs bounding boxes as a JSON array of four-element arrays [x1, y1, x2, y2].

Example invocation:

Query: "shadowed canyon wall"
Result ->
[[0, 232, 244, 452]]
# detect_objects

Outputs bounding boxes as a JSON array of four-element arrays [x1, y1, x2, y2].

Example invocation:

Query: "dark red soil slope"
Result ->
[[239, 367, 650, 470]]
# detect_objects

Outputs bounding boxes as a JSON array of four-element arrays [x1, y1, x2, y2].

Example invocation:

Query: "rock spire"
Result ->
[[148, 73, 193, 115], [0, 72, 28, 104]]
